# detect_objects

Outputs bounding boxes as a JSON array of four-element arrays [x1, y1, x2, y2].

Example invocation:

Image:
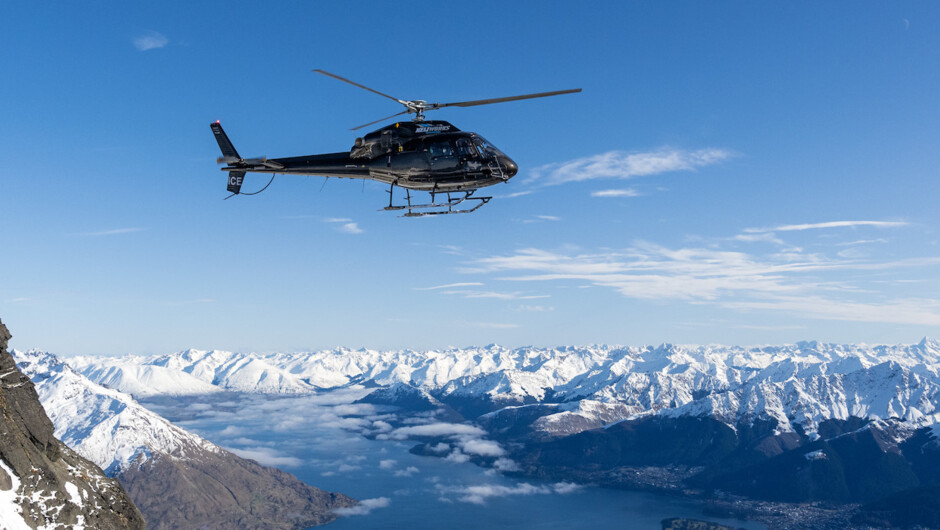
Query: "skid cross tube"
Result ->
[[381, 187, 492, 217]]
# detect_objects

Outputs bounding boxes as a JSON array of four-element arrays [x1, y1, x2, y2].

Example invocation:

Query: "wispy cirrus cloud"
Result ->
[[522, 215, 562, 223], [526, 148, 734, 186], [591, 188, 641, 198], [514, 304, 554, 312], [725, 296, 940, 327], [415, 282, 547, 301], [496, 190, 534, 199], [745, 220, 908, 233], [459, 222, 940, 326], [413, 282, 484, 291], [338, 223, 363, 234], [466, 245, 815, 301], [77, 227, 144, 237], [731, 232, 786, 246], [441, 290, 549, 301], [324, 218, 363, 234], [836, 239, 889, 246], [133, 31, 168, 51]]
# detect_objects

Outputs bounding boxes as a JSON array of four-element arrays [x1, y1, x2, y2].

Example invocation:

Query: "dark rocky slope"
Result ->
[[0, 318, 145, 529], [119, 449, 354, 530]]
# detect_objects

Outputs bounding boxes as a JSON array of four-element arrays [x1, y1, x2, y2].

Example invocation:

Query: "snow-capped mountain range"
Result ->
[[11, 349, 356, 530], [14, 338, 940, 525], [13, 350, 221, 475], [58, 338, 940, 437]]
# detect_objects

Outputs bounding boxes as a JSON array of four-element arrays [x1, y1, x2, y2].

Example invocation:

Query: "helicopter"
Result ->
[[211, 69, 580, 216]]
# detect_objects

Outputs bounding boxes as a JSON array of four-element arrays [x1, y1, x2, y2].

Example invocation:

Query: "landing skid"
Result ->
[[382, 186, 491, 217]]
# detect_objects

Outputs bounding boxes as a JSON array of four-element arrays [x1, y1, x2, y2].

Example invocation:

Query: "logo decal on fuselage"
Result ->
[[415, 123, 451, 133]]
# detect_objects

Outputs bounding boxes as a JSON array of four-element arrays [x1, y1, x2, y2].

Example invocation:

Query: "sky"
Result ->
[[1, 2, 939, 355]]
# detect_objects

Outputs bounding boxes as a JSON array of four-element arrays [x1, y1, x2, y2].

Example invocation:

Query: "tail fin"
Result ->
[[212, 121, 244, 194], [211, 121, 241, 163]]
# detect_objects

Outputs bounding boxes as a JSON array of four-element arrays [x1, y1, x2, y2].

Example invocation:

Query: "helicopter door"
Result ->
[[427, 140, 459, 173], [456, 138, 476, 159], [456, 137, 483, 172]]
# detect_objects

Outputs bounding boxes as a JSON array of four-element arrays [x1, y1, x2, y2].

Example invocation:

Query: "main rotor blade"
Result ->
[[313, 69, 405, 104], [431, 88, 582, 109], [351, 110, 410, 131]]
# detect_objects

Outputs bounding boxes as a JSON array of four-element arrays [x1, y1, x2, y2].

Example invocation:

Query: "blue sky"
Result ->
[[2, 2, 939, 355]]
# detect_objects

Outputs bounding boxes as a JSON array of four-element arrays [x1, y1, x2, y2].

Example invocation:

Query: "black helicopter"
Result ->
[[211, 70, 580, 216]]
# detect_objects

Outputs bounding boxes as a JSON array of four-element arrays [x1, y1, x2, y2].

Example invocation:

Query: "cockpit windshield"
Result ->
[[472, 136, 506, 158]]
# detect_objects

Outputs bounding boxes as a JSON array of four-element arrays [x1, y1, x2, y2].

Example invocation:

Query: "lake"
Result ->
[[140, 390, 764, 529]]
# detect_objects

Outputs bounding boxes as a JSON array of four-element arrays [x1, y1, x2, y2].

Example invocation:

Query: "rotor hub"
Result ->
[[405, 100, 429, 121]]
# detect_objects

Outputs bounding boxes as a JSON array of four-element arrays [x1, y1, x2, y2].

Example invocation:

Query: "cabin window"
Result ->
[[456, 137, 476, 157], [428, 141, 455, 158]]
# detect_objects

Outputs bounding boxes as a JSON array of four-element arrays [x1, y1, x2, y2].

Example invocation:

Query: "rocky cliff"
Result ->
[[0, 318, 145, 529]]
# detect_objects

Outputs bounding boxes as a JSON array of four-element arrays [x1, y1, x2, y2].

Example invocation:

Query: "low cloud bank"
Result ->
[[334, 497, 391, 516]]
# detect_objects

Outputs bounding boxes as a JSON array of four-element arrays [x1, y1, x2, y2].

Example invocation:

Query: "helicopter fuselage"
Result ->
[[219, 120, 518, 194], [213, 69, 577, 215]]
